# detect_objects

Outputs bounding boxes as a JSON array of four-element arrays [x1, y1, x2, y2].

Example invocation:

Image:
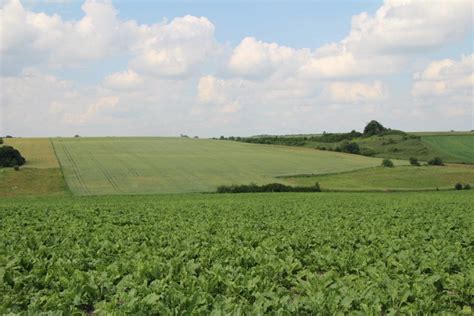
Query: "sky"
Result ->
[[0, 0, 473, 137]]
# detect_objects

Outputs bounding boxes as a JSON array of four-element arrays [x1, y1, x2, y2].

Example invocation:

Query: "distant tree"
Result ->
[[0, 137, 3, 145], [409, 157, 420, 166], [0, 146, 26, 167], [5, 135, 13, 138], [340, 142, 360, 154], [454, 183, 463, 190], [219, 136, 225, 140], [464, 184, 471, 190], [74, 134, 80, 138], [194, 136, 199, 139], [363, 120, 386, 136], [381, 158, 394, 168], [428, 157, 444, 166]]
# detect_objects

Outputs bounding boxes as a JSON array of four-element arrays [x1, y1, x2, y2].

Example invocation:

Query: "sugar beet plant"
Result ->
[[1, 192, 473, 314]]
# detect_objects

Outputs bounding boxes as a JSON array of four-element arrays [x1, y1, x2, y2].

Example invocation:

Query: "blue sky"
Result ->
[[1, 0, 473, 136]]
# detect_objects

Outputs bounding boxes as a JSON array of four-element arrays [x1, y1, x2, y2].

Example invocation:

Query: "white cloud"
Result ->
[[344, 0, 473, 55], [130, 15, 218, 77], [412, 54, 473, 97], [228, 37, 309, 78], [0, 0, 217, 76], [1, 0, 473, 136], [103, 70, 143, 90], [325, 81, 386, 103], [63, 95, 119, 124]]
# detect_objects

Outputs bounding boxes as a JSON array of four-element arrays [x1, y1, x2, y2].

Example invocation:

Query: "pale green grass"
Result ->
[[0, 168, 68, 197], [52, 137, 404, 195], [421, 135, 474, 163], [4, 138, 60, 168], [285, 164, 474, 191]]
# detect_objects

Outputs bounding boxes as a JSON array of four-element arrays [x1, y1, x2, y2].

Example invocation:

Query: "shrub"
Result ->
[[454, 183, 463, 190], [340, 142, 360, 154], [0, 146, 26, 167], [14, 166, 20, 171], [428, 157, 444, 166], [464, 184, 471, 190], [381, 158, 394, 167], [409, 157, 420, 166], [217, 182, 321, 193], [0, 137, 3, 145]]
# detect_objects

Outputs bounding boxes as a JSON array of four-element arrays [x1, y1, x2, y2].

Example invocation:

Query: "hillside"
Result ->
[[421, 135, 474, 163], [0, 138, 68, 197], [51, 137, 401, 195], [284, 164, 474, 191], [227, 128, 474, 164]]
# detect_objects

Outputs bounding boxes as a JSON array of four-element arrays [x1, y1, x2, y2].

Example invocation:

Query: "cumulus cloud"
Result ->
[[410, 54, 473, 120], [0, 0, 218, 76], [130, 15, 218, 77], [228, 37, 309, 78], [1, 0, 472, 136], [325, 81, 386, 103], [103, 70, 143, 90], [412, 54, 473, 97]]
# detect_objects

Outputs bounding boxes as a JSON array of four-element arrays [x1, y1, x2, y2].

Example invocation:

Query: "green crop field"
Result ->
[[52, 137, 403, 195], [421, 135, 474, 164], [284, 164, 474, 191], [1, 191, 472, 314]]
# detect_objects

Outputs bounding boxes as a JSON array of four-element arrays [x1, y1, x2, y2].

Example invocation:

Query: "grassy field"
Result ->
[[421, 135, 474, 164], [284, 164, 474, 191], [4, 138, 59, 168], [0, 168, 68, 197], [52, 137, 402, 195], [0, 138, 67, 197], [1, 191, 472, 314]]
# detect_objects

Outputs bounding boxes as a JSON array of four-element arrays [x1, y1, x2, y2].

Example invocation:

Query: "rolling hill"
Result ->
[[51, 137, 402, 195]]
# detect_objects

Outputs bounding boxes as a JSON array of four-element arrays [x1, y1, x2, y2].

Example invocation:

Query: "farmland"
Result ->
[[1, 191, 473, 314], [284, 164, 474, 191], [3, 138, 59, 169], [421, 135, 474, 164], [52, 137, 401, 195]]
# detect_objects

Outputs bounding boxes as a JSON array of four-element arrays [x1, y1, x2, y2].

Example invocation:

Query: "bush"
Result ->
[[217, 182, 321, 193], [340, 142, 360, 154], [463, 184, 471, 190], [0, 146, 26, 167], [381, 158, 394, 167], [428, 157, 444, 166], [409, 157, 420, 166], [14, 166, 20, 171], [454, 183, 463, 190], [0, 137, 3, 145]]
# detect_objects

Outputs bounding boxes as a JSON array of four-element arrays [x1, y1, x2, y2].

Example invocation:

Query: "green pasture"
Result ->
[[421, 135, 474, 163], [285, 164, 474, 191]]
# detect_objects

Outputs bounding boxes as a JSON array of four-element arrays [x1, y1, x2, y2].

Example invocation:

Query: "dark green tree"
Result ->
[[0, 146, 26, 167], [363, 120, 386, 136]]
